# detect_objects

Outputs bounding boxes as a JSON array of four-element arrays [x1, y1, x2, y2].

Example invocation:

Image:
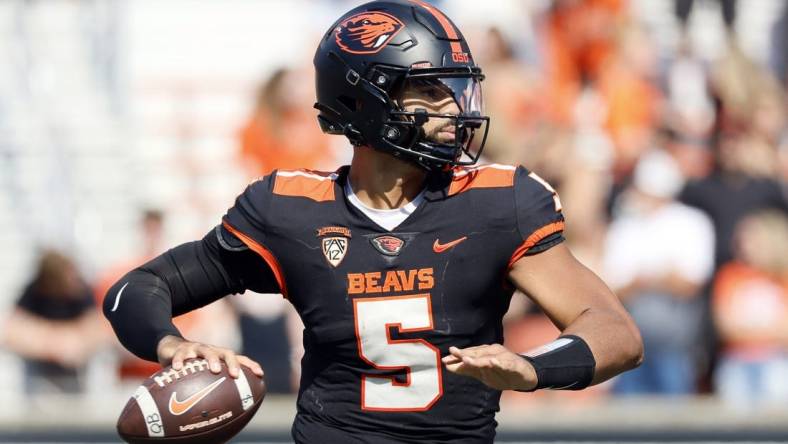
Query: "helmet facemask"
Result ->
[[380, 68, 490, 171]]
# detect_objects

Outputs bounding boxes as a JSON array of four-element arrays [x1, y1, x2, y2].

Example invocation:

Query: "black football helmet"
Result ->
[[314, 0, 489, 171]]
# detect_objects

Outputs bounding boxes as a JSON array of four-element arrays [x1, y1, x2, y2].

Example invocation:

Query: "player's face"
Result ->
[[398, 81, 462, 144]]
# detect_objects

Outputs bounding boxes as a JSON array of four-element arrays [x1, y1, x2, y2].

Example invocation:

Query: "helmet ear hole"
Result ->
[[337, 95, 358, 112]]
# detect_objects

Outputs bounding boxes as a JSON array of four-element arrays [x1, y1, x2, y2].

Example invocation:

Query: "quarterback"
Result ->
[[104, 1, 643, 443]]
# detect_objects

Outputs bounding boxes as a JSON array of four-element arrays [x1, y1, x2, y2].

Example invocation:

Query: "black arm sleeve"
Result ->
[[103, 226, 279, 362]]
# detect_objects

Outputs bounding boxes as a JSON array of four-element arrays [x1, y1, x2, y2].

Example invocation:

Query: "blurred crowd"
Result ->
[[491, 0, 788, 405], [2, 0, 787, 409]]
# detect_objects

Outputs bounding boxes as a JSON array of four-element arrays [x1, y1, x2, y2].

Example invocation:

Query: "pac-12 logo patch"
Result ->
[[322, 238, 348, 267], [317, 226, 351, 267], [370, 235, 405, 256], [335, 12, 404, 55]]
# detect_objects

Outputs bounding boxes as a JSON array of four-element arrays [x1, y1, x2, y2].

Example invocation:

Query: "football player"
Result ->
[[104, 1, 643, 443]]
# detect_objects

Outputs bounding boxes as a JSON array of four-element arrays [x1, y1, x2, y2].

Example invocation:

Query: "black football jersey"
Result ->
[[222, 164, 564, 444]]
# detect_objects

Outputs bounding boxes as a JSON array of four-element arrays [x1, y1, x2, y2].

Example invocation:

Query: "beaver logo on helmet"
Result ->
[[335, 12, 404, 54]]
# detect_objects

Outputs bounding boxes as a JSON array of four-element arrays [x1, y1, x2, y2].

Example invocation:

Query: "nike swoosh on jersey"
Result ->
[[433, 236, 468, 253], [110, 282, 129, 312], [168, 376, 227, 416]]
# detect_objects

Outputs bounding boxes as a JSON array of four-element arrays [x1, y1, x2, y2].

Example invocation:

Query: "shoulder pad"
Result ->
[[272, 169, 339, 202]]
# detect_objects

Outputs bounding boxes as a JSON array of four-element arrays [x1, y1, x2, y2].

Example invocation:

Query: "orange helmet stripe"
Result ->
[[409, 0, 463, 54]]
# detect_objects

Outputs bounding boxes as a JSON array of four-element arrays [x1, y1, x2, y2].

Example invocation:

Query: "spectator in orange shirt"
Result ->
[[712, 210, 788, 407], [239, 67, 337, 177], [596, 23, 662, 180], [542, 0, 627, 125]]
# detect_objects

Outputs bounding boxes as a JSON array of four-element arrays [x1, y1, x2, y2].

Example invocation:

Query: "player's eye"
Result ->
[[417, 86, 450, 102], [418, 88, 439, 100], [395, 80, 453, 106]]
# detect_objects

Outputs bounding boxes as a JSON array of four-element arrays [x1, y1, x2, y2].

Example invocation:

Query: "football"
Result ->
[[116, 359, 266, 443]]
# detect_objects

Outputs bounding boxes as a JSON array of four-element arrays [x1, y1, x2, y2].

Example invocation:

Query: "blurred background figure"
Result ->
[[238, 66, 338, 178], [475, 26, 548, 166], [229, 294, 302, 394], [542, 0, 626, 126], [1, 250, 105, 394], [95, 210, 170, 381], [595, 21, 662, 180], [772, 3, 788, 87], [676, 0, 737, 44], [712, 210, 788, 408], [679, 71, 788, 271], [604, 150, 715, 395], [94, 210, 233, 383]]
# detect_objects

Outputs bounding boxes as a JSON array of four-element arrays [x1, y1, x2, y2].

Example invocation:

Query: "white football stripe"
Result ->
[[275, 170, 338, 181], [134, 386, 165, 437], [234, 370, 255, 411], [110, 282, 129, 312]]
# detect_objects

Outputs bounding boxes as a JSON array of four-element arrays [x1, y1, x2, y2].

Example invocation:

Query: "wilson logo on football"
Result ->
[[370, 235, 405, 256], [335, 11, 404, 54]]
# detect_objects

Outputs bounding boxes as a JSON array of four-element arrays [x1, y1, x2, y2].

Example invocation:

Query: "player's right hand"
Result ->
[[156, 335, 264, 379], [442, 344, 538, 391]]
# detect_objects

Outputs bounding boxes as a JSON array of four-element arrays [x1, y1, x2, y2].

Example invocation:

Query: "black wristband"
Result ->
[[518, 335, 595, 391]]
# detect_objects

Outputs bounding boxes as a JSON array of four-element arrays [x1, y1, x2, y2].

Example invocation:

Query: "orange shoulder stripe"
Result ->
[[448, 165, 516, 196], [273, 169, 336, 202], [507, 221, 565, 269], [222, 221, 288, 298]]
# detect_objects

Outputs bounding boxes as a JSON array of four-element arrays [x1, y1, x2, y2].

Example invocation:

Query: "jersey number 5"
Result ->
[[353, 294, 443, 411]]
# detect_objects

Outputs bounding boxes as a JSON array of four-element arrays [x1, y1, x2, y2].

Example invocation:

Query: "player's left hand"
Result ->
[[442, 344, 537, 391]]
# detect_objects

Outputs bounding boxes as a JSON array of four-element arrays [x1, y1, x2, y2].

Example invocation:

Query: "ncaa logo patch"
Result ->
[[335, 11, 404, 55], [322, 237, 348, 267]]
